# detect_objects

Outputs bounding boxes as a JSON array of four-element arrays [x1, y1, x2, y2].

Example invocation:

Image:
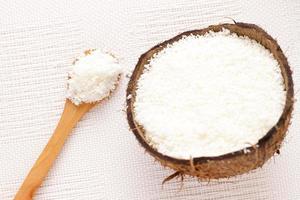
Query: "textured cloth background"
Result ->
[[0, 0, 299, 199]]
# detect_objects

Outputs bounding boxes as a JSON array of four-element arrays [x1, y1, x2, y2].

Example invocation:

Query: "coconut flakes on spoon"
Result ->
[[67, 49, 122, 105]]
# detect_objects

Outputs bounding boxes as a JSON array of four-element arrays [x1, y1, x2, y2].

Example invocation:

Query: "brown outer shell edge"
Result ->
[[126, 23, 294, 179]]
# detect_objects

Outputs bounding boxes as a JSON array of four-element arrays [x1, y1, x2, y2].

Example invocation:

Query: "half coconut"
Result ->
[[127, 23, 294, 179]]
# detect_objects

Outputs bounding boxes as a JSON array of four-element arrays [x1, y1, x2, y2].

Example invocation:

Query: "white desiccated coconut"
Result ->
[[134, 29, 286, 159], [67, 49, 122, 105]]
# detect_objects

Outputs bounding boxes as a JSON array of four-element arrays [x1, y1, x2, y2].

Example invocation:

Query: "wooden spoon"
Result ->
[[14, 100, 96, 200], [14, 49, 121, 199]]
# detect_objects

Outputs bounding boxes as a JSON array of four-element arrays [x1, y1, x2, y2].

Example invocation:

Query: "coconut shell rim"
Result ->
[[126, 22, 294, 166]]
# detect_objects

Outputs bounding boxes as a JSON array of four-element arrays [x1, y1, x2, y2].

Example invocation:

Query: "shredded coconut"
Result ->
[[67, 49, 122, 105], [134, 29, 286, 159]]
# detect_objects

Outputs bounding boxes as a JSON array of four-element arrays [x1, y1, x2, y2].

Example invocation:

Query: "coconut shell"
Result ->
[[126, 23, 294, 180]]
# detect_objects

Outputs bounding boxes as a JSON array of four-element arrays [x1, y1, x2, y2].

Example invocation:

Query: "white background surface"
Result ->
[[0, 0, 299, 199]]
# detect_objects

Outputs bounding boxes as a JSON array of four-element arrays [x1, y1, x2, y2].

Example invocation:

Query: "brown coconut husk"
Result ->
[[126, 23, 294, 180]]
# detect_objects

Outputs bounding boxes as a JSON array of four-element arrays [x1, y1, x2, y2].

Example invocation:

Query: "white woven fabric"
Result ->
[[0, 0, 299, 199]]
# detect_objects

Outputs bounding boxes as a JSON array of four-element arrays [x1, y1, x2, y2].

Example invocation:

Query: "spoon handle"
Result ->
[[14, 100, 93, 200]]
